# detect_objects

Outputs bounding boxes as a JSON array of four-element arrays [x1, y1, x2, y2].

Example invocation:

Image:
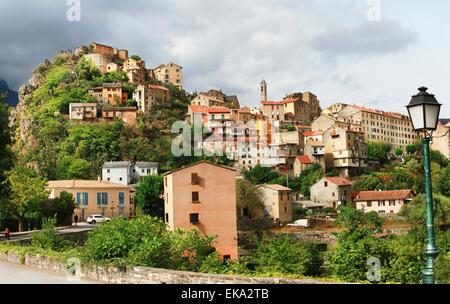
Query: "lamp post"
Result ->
[[406, 86, 442, 284], [111, 201, 115, 218]]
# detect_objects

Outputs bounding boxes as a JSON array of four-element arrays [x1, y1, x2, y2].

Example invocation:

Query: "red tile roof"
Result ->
[[208, 107, 231, 114], [262, 184, 292, 191], [149, 84, 169, 91], [323, 177, 352, 186], [353, 190, 414, 201], [296, 155, 313, 164], [189, 105, 209, 114]]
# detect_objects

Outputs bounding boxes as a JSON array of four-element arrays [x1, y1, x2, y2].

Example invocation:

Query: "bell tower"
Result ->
[[260, 79, 267, 103]]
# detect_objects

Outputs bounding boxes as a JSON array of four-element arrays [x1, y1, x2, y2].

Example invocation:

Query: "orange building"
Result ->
[[102, 83, 128, 104], [163, 161, 238, 260], [102, 107, 137, 125]]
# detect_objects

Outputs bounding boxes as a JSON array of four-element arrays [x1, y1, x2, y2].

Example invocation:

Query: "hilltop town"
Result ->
[[0, 42, 449, 284]]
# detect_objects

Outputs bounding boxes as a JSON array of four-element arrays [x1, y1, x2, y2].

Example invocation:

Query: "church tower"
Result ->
[[260, 79, 267, 103]]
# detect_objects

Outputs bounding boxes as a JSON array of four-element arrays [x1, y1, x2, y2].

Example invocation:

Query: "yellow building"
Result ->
[[154, 62, 183, 89], [46, 180, 133, 221]]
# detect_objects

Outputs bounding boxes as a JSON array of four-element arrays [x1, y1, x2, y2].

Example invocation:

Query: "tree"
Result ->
[[134, 175, 164, 218], [367, 141, 392, 163], [395, 147, 403, 157], [42, 191, 76, 226], [68, 159, 91, 179], [243, 165, 281, 185], [435, 166, 450, 197], [406, 144, 416, 155], [352, 175, 382, 192], [236, 180, 265, 218], [0, 95, 14, 207], [399, 193, 450, 227], [130, 55, 141, 61], [430, 150, 448, 168], [2, 166, 49, 232]]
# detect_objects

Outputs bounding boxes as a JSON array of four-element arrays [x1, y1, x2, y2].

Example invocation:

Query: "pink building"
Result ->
[[163, 161, 238, 260], [102, 107, 137, 125]]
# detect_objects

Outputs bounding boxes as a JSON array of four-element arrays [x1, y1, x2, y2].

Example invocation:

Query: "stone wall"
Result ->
[[237, 218, 278, 231], [0, 251, 337, 284]]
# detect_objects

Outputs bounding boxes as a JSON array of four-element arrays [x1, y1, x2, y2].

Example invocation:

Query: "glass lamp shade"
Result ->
[[407, 87, 442, 131]]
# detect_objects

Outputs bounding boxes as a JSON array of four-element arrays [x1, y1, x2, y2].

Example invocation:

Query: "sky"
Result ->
[[0, 0, 449, 117]]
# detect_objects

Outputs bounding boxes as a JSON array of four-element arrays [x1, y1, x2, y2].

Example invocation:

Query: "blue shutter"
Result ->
[[97, 193, 101, 206], [84, 193, 89, 206], [77, 193, 81, 206], [105, 193, 108, 205], [119, 192, 124, 205]]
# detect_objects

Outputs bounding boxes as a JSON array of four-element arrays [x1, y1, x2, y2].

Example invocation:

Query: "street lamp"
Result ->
[[406, 86, 442, 284], [111, 201, 115, 218]]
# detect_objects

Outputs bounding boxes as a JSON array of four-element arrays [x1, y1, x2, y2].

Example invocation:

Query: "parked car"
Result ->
[[287, 219, 311, 228], [87, 215, 111, 224]]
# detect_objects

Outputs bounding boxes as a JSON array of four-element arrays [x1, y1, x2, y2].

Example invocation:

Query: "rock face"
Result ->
[[8, 61, 49, 156]]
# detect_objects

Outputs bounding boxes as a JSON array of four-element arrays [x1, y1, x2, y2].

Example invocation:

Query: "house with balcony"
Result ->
[[69, 103, 97, 121], [163, 161, 238, 260]]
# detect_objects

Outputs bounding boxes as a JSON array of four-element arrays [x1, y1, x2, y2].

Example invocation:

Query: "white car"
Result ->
[[87, 215, 111, 224]]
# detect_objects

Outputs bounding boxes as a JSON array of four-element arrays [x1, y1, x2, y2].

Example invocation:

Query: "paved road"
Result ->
[[0, 261, 100, 284], [1, 223, 98, 242]]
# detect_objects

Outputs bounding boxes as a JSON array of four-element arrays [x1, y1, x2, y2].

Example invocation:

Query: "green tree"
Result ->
[[352, 175, 382, 192], [0, 95, 14, 207], [245, 233, 324, 277], [367, 141, 392, 163], [435, 166, 450, 197], [395, 147, 403, 157], [130, 55, 142, 61], [243, 165, 281, 185], [406, 144, 416, 155], [2, 166, 49, 232], [236, 180, 265, 218], [42, 191, 76, 226], [134, 175, 164, 218], [68, 159, 91, 179]]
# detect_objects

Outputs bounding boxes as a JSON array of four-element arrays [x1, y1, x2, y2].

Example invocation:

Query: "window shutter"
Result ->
[[119, 192, 124, 205], [105, 193, 108, 205], [97, 193, 101, 206], [84, 193, 89, 206], [77, 193, 81, 206]]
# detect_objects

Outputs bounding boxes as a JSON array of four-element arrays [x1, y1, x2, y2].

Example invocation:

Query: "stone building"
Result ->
[[47, 180, 133, 221], [431, 123, 450, 159], [310, 177, 353, 209], [191, 94, 226, 108], [69, 103, 97, 121], [133, 84, 171, 113], [259, 184, 293, 224], [102, 107, 137, 125], [163, 161, 238, 260]]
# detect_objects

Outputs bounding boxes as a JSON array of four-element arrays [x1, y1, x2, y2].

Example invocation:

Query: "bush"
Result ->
[[245, 233, 324, 277], [82, 216, 217, 271], [292, 207, 307, 216], [31, 217, 73, 251]]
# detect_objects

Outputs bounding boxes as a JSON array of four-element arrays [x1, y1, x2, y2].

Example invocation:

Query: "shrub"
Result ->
[[245, 233, 324, 277], [292, 207, 307, 216], [31, 217, 73, 251]]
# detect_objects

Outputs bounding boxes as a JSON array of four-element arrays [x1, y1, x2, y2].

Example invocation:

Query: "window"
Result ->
[[107, 169, 110, 173], [147, 169, 151, 174], [119, 208, 124, 215], [165, 213, 169, 223], [97, 192, 108, 205], [77, 193, 89, 206], [190, 213, 199, 224], [119, 192, 125, 205], [192, 192, 199, 203], [119, 177, 122, 181], [367, 201, 372, 207], [191, 173, 199, 184], [324, 181, 328, 187]]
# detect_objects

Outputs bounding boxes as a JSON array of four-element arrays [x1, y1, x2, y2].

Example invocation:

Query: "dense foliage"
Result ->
[[134, 175, 164, 218], [236, 180, 265, 218], [41, 191, 76, 226]]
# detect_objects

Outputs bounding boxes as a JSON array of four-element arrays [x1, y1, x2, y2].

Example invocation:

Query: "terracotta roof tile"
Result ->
[[353, 190, 414, 201], [296, 155, 313, 164], [262, 184, 292, 191], [47, 180, 130, 189]]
